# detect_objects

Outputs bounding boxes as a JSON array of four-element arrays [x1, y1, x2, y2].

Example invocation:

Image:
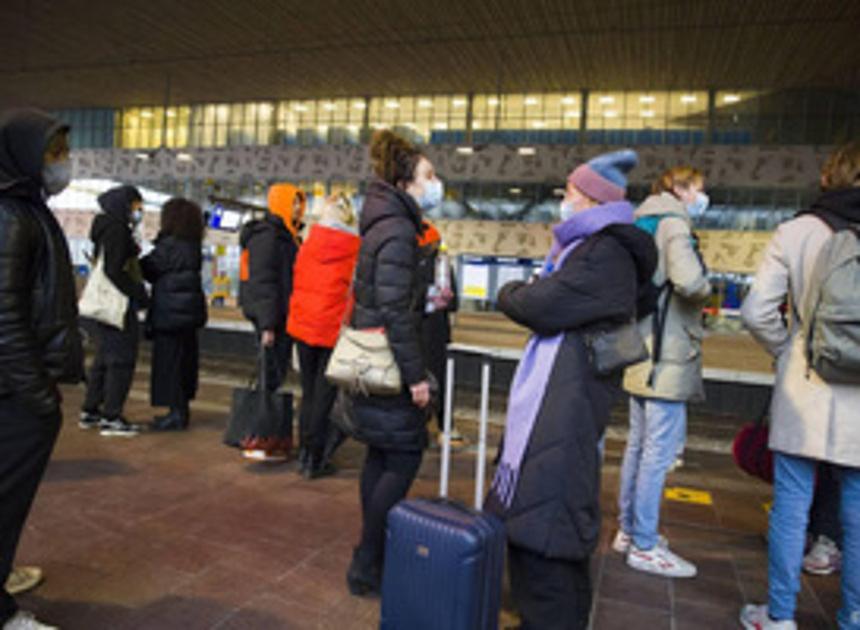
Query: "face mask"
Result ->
[[687, 191, 710, 218], [131, 209, 144, 226], [42, 159, 72, 196], [559, 200, 576, 222], [417, 178, 444, 211]]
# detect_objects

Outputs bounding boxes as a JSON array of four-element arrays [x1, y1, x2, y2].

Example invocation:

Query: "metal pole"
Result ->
[[439, 354, 456, 498], [475, 358, 491, 510]]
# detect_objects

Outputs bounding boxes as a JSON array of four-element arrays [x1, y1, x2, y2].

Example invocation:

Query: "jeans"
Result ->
[[769, 452, 860, 628], [617, 396, 687, 550]]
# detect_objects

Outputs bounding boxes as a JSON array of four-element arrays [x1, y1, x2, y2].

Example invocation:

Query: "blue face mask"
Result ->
[[559, 200, 575, 222], [687, 191, 710, 218], [417, 178, 444, 211], [42, 159, 72, 196]]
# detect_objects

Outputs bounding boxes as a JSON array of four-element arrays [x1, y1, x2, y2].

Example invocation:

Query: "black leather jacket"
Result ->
[[0, 111, 85, 416]]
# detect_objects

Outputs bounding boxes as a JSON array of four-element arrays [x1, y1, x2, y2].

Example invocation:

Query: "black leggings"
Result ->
[[358, 446, 423, 566]]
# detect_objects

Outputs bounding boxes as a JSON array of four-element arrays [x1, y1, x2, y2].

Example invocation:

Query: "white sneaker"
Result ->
[[627, 543, 697, 578], [611, 530, 668, 554], [5, 566, 43, 595], [739, 604, 797, 629], [241, 449, 288, 463], [802, 535, 841, 575], [2, 610, 58, 630]]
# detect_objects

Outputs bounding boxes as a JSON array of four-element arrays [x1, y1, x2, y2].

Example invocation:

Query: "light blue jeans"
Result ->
[[769, 452, 860, 628], [618, 396, 687, 550]]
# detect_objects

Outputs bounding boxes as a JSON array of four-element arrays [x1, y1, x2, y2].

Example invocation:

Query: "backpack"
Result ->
[[633, 215, 676, 384], [801, 223, 860, 384]]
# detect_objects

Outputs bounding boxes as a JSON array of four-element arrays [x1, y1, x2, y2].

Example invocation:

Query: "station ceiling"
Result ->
[[1, 0, 859, 109]]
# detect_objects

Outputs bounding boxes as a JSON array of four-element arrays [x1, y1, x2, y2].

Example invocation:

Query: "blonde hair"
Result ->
[[821, 142, 860, 191], [319, 194, 356, 226], [652, 166, 704, 195]]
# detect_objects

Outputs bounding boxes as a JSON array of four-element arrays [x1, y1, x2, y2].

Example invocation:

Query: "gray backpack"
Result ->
[[801, 226, 860, 383]]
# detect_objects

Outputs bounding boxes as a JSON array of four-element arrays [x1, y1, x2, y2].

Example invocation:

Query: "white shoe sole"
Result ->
[[99, 429, 139, 437], [627, 555, 697, 579]]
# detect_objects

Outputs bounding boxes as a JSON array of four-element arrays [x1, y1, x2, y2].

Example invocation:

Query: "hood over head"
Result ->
[[267, 183, 306, 243], [0, 108, 69, 198], [97, 185, 142, 222]]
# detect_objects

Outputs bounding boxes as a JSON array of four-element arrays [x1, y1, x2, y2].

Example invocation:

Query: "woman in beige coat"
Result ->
[[739, 143, 860, 630], [614, 167, 712, 579]]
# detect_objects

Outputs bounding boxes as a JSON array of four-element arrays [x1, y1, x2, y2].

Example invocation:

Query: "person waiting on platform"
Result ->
[[346, 130, 440, 597], [141, 198, 208, 431], [614, 166, 712, 578], [238, 183, 306, 392], [79, 184, 149, 437], [485, 149, 657, 630], [415, 220, 460, 446], [0, 108, 85, 630], [739, 141, 860, 630], [287, 193, 360, 479]]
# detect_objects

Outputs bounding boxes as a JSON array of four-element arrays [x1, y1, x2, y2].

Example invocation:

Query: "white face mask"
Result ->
[[131, 208, 144, 226], [417, 178, 444, 211], [559, 200, 575, 222], [687, 191, 710, 218], [42, 159, 72, 196]]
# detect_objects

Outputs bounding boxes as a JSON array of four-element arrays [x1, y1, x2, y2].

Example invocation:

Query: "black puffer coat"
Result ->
[[90, 185, 148, 308], [351, 179, 428, 451], [485, 224, 657, 561], [141, 234, 207, 332], [0, 109, 84, 416], [239, 215, 298, 332]]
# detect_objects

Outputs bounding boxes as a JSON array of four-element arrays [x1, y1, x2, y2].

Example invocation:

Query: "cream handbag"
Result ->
[[78, 255, 129, 330], [325, 327, 402, 396]]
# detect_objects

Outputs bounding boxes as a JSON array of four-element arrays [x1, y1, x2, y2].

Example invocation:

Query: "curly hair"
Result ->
[[821, 141, 860, 191], [370, 129, 424, 187], [160, 197, 205, 242]]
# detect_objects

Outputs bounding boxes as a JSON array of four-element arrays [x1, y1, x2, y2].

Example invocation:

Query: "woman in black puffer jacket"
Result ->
[[141, 198, 207, 431], [346, 130, 443, 597]]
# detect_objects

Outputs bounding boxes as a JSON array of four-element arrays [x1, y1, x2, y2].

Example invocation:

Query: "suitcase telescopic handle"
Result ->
[[439, 352, 491, 511]]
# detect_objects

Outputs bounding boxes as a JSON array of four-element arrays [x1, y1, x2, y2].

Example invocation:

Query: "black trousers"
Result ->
[[150, 330, 199, 411], [0, 399, 61, 624], [297, 342, 337, 457], [82, 316, 139, 419], [255, 326, 292, 393], [809, 462, 843, 545], [358, 446, 423, 566], [508, 544, 592, 630]]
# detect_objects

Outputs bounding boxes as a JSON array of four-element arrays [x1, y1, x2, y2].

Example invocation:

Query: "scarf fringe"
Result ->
[[491, 462, 518, 508]]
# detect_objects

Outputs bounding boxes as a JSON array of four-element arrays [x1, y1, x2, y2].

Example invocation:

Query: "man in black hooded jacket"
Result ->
[[79, 185, 148, 436], [0, 108, 84, 629]]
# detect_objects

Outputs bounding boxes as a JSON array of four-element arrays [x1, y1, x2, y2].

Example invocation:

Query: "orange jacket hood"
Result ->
[[268, 183, 306, 243]]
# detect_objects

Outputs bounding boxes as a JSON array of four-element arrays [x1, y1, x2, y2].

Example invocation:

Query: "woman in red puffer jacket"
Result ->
[[288, 194, 360, 479]]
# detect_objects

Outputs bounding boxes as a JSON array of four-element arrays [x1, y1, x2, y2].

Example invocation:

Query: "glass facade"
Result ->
[[52, 87, 859, 151]]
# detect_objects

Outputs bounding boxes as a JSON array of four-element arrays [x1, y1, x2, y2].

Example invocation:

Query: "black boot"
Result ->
[[303, 452, 336, 480], [296, 446, 310, 475], [152, 406, 189, 431], [321, 426, 347, 467], [346, 547, 380, 597]]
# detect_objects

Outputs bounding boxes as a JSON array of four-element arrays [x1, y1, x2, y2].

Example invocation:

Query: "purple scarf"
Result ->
[[491, 202, 634, 508]]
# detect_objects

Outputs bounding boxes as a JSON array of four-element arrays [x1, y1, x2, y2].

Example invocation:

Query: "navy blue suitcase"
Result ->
[[380, 353, 505, 630]]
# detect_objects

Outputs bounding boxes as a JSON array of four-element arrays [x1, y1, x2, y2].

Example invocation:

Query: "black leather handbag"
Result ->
[[584, 320, 649, 376]]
